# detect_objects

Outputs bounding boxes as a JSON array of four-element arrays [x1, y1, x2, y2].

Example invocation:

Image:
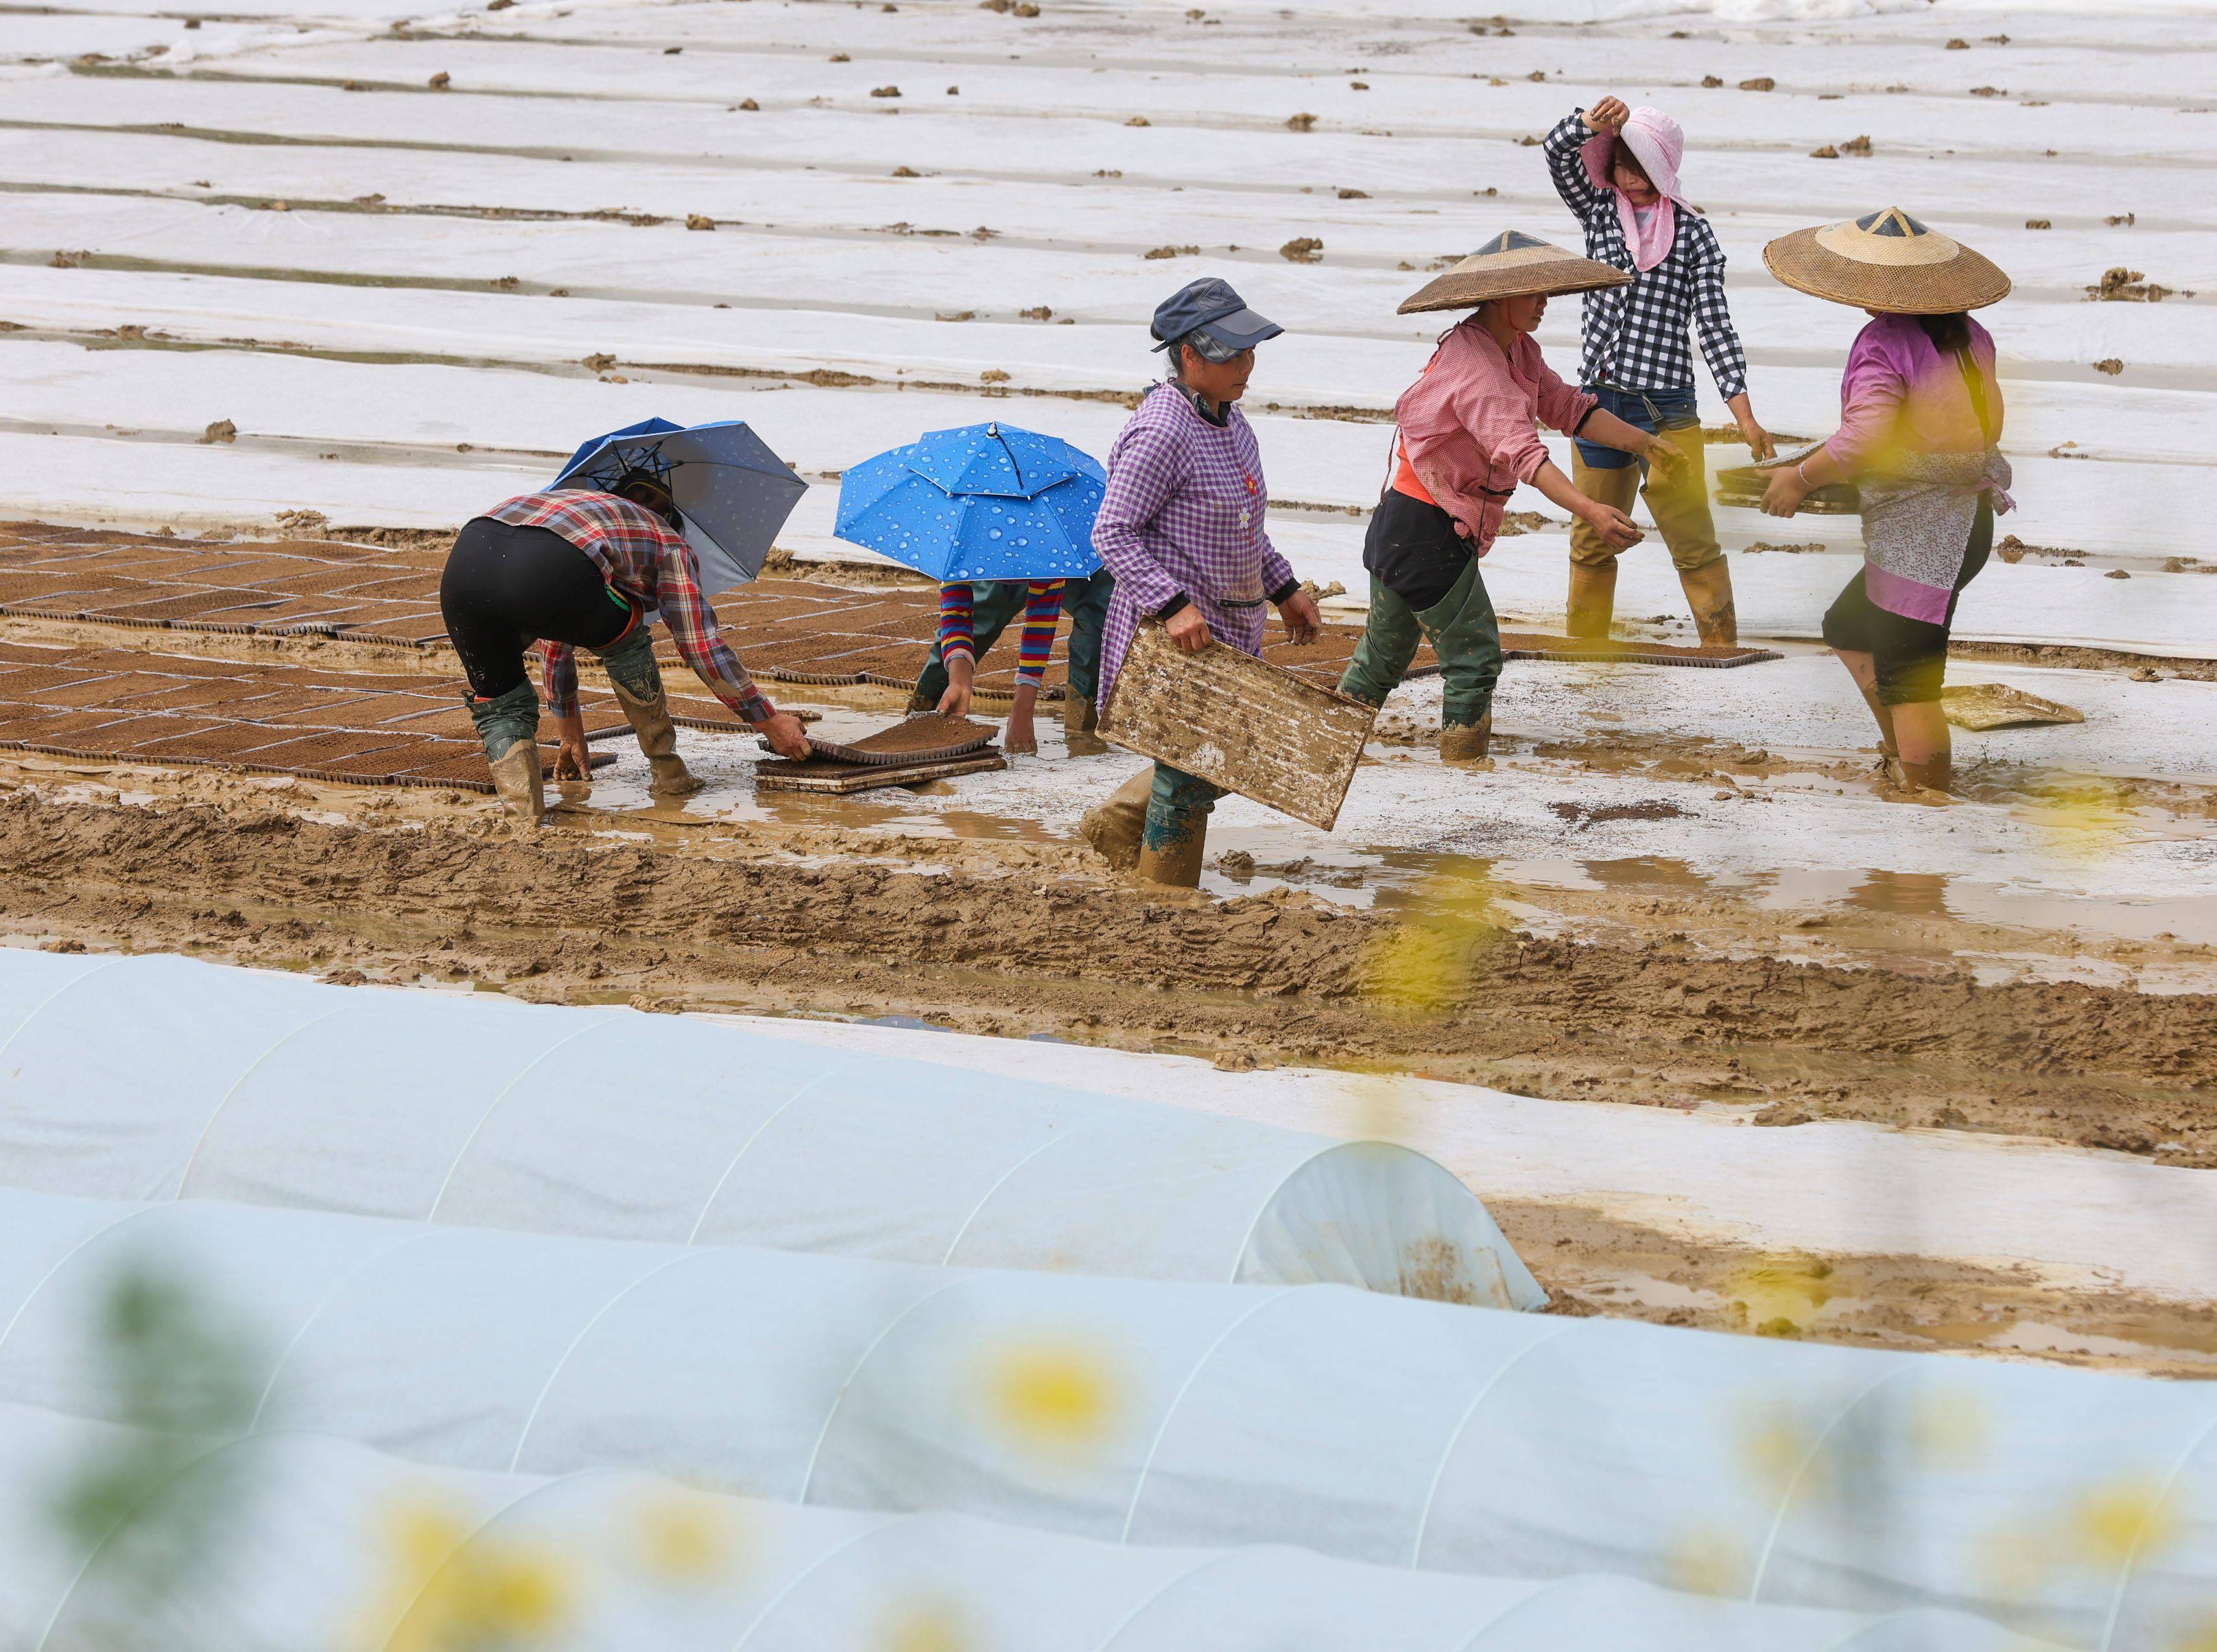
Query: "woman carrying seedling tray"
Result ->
[[1080, 276, 1324, 889], [1338, 233, 1688, 762], [1759, 208, 2014, 797]]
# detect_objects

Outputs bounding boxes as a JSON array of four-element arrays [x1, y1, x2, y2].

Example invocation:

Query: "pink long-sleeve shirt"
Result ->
[[1823, 312, 2003, 475], [1390, 319, 1598, 553]]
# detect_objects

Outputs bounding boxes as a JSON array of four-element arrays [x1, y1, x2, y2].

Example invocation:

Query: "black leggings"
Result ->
[[439, 518, 635, 700], [1821, 497, 1994, 706]]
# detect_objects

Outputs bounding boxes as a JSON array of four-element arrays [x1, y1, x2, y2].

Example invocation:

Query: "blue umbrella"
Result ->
[[552, 418, 806, 596], [833, 422, 1105, 583]]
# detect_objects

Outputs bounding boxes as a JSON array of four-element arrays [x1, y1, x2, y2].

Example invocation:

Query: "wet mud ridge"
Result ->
[[0, 792, 2208, 1168], [0, 637, 624, 792]]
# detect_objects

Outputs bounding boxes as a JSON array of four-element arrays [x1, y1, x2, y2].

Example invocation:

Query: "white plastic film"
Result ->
[[0, 1190, 2200, 1647], [0, 949, 1539, 1306]]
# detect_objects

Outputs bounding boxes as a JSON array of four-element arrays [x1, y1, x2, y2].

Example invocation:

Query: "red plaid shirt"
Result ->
[[485, 489, 772, 723]]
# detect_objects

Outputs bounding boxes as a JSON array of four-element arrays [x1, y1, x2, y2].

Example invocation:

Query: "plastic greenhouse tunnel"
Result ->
[[0, 947, 1540, 1308], [1, 1190, 2208, 1651]]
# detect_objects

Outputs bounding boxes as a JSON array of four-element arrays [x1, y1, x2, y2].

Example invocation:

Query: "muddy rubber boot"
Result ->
[[1439, 713, 1492, 764], [1132, 829, 1206, 889], [1063, 693, 1098, 736], [1565, 560, 1617, 641], [1678, 558, 1740, 648], [608, 678, 704, 798], [486, 742, 545, 824], [1080, 770, 1152, 870]]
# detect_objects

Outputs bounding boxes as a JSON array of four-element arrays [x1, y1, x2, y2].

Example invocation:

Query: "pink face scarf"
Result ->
[[1580, 106, 1686, 272]]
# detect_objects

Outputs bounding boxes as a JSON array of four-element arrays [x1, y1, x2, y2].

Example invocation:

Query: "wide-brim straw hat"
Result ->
[[1398, 230, 1631, 315], [1763, 207, 2010, 314]]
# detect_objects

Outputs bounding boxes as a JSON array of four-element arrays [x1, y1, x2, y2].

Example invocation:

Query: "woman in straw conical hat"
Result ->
[[1337, 232, 1692, 763], [1759, 207, 2014, 797]]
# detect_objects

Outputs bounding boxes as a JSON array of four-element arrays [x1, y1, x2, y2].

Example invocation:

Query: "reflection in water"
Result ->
[[1849, 870, 1951, 919]]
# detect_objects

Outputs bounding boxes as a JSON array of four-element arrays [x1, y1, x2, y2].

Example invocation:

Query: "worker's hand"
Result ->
[[757, 709, 811, 760], [1761, 467, 1812, 518], [1738, 417, 1777, 460], [936, 655, 975, 720], [1165, 604, 1213, 653], [1277, 589, 1323, 646], [552, 712, 591, 782], [1585, 97, 1631, 134], [1643, 436, 1690, 490], [1579, 500, 1644, 551]]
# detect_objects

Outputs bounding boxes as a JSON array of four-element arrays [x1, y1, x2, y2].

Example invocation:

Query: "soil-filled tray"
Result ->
[[753, 751, 1007, 794], [1100, 622, 1378, 832], [766, 712, 998, 766], [1716, 449, 1860, 515]]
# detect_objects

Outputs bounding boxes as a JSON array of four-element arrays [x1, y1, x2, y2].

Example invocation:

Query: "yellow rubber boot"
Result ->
[[1565, 561, 1618, 641], [1133, 829, 1206, 889], [1080, 770, 1152, 871], [486, 742, 545, 823], [1677, 558, 1740, 648], [608, 676, 704, 798]]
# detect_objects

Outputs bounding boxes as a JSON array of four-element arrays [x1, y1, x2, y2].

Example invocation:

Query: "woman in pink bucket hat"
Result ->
[[1543, 97, 1775, 647]]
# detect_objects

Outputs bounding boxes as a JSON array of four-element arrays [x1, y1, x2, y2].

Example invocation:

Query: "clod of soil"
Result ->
[[685, 213, 715, 231], [1547, 799, 1691, 828], [1739, 77, 1775, 91], [198, 420, 237, 445], [1279, 237, 1325, 263], [1286, 113, 1318, 132]]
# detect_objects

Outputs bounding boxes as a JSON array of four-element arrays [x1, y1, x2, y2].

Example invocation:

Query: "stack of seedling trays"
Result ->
[[754, 711, 1004, 794]]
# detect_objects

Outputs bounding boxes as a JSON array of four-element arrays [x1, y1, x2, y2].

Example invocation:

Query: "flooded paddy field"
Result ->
[[1, 0, 2212, 1386]]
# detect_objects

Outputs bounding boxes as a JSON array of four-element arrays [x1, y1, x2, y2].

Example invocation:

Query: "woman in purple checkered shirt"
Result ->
[[1080, 278, 1323, 890]]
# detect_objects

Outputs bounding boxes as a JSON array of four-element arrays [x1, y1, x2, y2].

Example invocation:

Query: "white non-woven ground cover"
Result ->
[[729, 1013, 2217, 1309], [0, 1405, 2059, 1652], [1, 1189, 2210, 1649], [0, 947, 1539, 1308]]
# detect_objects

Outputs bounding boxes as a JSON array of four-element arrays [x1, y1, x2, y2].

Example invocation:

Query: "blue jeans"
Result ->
[[1574, 384, 1700, 471]]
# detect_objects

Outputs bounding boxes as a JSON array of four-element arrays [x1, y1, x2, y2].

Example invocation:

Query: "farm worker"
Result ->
[[439, 475, 809, 823], [1080, 276, 1323, 888], [1338, 232, 1687, 760], [1758, 208, 2013, 796], [1543, 97, 1774, 644], [910, 566, 1116, 752]]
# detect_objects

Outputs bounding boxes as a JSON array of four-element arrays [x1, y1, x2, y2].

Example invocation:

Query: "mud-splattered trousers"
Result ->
[[1336, 491, 1504, 729]]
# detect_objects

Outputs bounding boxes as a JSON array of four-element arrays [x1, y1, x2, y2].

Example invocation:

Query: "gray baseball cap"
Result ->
[[1148, 276, 1283, 357]]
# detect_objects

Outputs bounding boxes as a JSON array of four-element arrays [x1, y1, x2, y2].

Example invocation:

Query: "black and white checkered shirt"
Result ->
[[1543, 110, 1748, 401]]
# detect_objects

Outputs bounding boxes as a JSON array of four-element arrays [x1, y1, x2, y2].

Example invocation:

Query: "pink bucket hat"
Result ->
[[1581, 107, 1686, 272]]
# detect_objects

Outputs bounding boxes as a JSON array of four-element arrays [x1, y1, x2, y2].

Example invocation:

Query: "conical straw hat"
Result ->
[[1397, 231, 1632, 315], [1763, 207, 2010, 314]]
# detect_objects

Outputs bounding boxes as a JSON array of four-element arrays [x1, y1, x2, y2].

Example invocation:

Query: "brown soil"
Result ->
[[803, 712, 997, 764], [0, 786, 2207, 1170], [1506, 1200, 2217, 1378]]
